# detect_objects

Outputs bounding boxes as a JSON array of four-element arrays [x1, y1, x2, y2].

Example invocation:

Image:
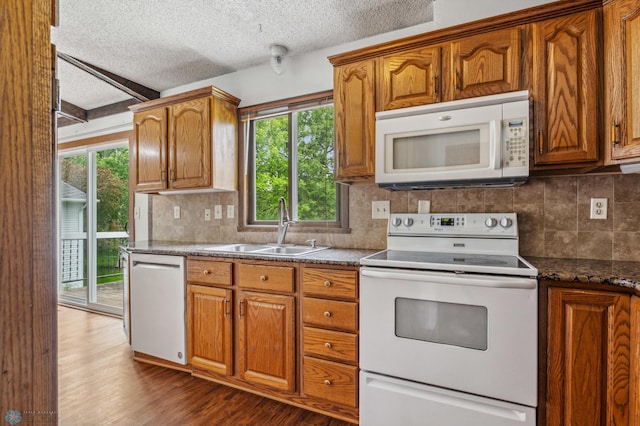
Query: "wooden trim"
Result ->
[[57, 51, 160, 102], [328, 0, 602, 65], [129, 85, 241, 113], [58, 130, 132, 151], [239, 90, 334, 115]]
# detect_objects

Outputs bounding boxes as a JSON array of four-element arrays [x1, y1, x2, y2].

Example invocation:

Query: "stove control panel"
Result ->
[[387, 213, 518, 237]]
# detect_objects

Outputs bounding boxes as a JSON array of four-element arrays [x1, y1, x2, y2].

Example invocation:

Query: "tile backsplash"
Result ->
[[147, 173, 640, 262]]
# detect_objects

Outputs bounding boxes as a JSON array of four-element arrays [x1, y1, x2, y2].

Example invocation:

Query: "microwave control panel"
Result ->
[[502, 117, 528, 169]]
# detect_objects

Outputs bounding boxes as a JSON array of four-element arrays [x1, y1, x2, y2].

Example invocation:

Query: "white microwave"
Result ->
[[375, 91, 530, 190]]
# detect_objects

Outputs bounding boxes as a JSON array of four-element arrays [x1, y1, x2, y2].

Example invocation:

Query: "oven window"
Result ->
[[395, 298, 488, 350]]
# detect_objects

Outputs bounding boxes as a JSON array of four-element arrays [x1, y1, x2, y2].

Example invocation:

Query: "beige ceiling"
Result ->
[[52, 0, 435, 112]]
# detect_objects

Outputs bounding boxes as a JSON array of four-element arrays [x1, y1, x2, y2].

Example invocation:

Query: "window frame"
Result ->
[[238, 90, 349, 232]]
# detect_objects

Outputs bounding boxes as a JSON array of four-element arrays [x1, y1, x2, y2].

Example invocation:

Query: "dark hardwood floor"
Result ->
[[58, 306, 354, 425]]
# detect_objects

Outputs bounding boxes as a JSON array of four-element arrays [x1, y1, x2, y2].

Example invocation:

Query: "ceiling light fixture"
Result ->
[[270, 45, 288, 75]]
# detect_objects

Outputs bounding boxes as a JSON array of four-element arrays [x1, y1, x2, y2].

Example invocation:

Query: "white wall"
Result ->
[[58, 0, 557, 138]]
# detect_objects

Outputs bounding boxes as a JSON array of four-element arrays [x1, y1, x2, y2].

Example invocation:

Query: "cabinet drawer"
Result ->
[[187, 258, 232, 286], [237, 263, 294, 293], [303, 268, 357, 300], [303, 326, 358, 364], [303, 356, 358, 408], [303, 298, 358, 331]]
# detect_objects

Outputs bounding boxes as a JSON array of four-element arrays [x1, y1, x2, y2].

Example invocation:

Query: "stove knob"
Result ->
[[484, 217, 497, 228], [500, 217, 513, 228], [391, 217, 402, 227], [404, 218, 414, 227]]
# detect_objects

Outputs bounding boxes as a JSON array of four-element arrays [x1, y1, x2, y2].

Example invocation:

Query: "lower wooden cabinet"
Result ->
[[302, 356, 358, 408], [237, 290, 295, 392], [545, 285, 630, 425], [187, 284, 233, 375]]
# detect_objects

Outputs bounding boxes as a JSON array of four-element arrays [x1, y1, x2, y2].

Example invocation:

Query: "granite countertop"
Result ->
[[529, 256, 640, 291], [127, 241, 377, 267], [127, 242, 640, 291]]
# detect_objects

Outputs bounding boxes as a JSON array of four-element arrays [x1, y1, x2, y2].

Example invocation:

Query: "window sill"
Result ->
[[237, 225, 351, 234]]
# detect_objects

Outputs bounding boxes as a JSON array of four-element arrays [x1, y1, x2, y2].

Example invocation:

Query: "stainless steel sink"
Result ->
[[202, 244, 328, 256]]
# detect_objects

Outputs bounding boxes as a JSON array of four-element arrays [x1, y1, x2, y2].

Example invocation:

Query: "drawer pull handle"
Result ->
[[324, 280, 331, 287], [203, 269, 210, 275], [324, 342, 332, 349], [324, 311, 332, 318], [324, 380, 332, 386], [260, 275, 267, 281]]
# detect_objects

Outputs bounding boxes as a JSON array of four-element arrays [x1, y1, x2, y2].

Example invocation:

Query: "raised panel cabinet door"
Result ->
[[605, 0, 640, 163], [547, 288, 630, 426], [168, 96, 212, 190], [132, 107, 168, 192], [187, 285, 233, 375], [379, 46, 441, 110], [631, 296, 640, 426], [445, 27, 521, 101], [237, 290, 295, 392], [334, 60, 376, 183], [532, 10, 601, 167]]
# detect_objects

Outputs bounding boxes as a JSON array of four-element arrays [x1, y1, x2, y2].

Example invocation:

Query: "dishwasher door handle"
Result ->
[[132, 261, 181, 270]]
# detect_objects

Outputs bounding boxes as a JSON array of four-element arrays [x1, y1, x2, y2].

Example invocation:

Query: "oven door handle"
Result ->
[[361, 269, 536, 289]]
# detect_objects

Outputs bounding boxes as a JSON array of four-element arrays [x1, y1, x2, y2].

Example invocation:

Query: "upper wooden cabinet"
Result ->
[[378, 46, 441, 110], [604, 0, 640, 164], [443, 27, 522, 101], [334, 60, 376, 183], [531, 9, 601, 168], [130, 86, 240, 193]]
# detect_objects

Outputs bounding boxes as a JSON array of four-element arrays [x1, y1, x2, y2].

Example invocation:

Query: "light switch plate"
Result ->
[[134, 206, 141, 220], [372, 200, 390, 219], [173, 206, 181, 219], [204, 208, 211, 221], [214, 205, 223, 219], [590, 198, 607, 220], [227, 205, 235, 219]]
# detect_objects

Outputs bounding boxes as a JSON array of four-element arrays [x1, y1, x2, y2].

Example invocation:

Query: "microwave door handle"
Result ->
[[490, 120, 501, 170]]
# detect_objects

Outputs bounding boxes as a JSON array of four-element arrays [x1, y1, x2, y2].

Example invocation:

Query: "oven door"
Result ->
[[359, 267, 537, 407]]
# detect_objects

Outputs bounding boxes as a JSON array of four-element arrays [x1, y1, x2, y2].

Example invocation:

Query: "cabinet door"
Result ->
[[547, 288, 629, 426], [631, 296, 640, 426], [132, 107, 168, 192], [532, 10, 600, 167], [237, 290, 295, 392], [445, 27, 521, 101], [334, 60, 376, 183], [187, 285, 233, 375], [605, 0, 640, 163], [378, 46, 441, 110], [168, 96, 212, 190]]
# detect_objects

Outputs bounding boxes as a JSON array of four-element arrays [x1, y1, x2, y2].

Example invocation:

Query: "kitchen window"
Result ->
[[241, 91, 348, 229]]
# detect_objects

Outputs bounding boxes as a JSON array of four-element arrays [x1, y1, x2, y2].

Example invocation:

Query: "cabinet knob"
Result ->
[[324, 342, 332, 349], [203, 269, 210, 275], [324, 311, 332, 318], [324, 380, 332, 386], [323, 280, 331, 287], [260, 275, 267, 281]]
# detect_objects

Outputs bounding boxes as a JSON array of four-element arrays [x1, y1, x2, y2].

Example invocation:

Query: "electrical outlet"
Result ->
[[372, 200, 390, 219], [204, 208, 211, 221], [227, 205, 235, 219], [173, 206, 181, 219], [590, 198, 608, 220], [418, 200, 431, 214], [214, 205, 223, 219], [134, 206, 141, 220]]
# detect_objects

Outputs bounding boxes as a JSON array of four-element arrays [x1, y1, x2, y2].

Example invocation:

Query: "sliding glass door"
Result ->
[[58, 142, 129, 315]]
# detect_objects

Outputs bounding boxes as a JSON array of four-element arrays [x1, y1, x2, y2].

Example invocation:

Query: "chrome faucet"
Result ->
[[277, 197, 294, 246]]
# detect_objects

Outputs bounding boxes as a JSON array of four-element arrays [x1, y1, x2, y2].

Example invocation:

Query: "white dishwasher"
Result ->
[[130, 253, 186, 365]]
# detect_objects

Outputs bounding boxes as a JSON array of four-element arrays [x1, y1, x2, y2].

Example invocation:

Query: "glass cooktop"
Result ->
[[360, 250, 538, 277]]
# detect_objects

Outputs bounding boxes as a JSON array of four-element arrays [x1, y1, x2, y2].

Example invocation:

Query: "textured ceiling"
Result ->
[[52, 0, 434, 111]]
